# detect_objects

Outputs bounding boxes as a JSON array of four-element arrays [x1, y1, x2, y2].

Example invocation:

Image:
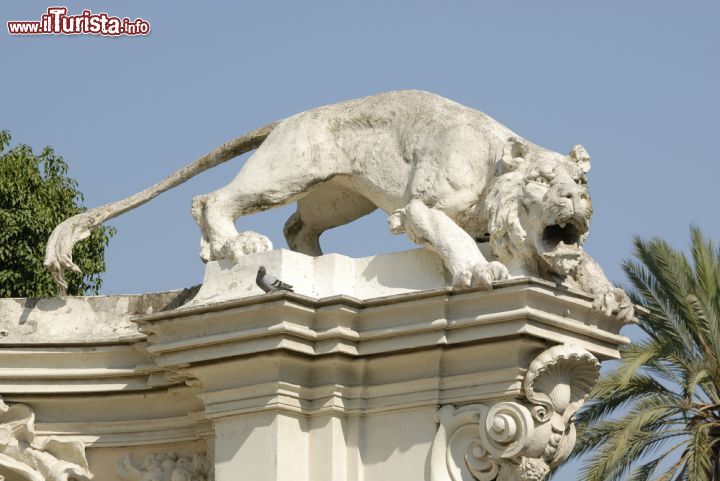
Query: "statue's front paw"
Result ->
[[220, 231, 273, 263], [453, 261, 510, 290], [593, 287, 634, 323], [486, 261, 511, 282]]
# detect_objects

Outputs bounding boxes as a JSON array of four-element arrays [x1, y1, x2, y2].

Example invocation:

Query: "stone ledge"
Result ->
[[0, 287, 199, 345], [189, 247, 450, 305], [136, 278, 628, 366]]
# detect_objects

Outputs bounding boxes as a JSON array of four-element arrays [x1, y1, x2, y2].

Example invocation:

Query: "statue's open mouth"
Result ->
[[543, 220, 587, 252], [539, 219, 587, 274], [542, 220, 585, 252]]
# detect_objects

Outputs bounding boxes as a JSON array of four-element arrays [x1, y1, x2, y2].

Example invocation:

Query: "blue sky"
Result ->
[[2, 1, 718, 478]]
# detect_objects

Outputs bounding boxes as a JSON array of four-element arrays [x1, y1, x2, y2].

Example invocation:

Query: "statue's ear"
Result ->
[[569, 145, 591, 173], [498, 137, 528, 174]]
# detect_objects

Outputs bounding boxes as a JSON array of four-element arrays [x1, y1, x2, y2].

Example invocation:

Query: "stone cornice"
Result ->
[[193, 366, 526, 419], [0, 343, 171, 394], [135, 277, 622, 329], [136, 278, 628, 370], [34, 416, 212, 447], [4, 387, 208, 447]]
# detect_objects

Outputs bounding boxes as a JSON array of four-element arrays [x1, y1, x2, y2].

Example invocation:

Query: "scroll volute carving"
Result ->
[[431, 344, 600, 481]]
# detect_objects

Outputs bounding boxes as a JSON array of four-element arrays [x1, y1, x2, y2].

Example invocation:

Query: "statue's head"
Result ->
[[486, 138, 593, 276]]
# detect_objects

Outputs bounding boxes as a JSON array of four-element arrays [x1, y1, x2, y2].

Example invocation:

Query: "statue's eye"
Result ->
[[531, 175, 549, 185]]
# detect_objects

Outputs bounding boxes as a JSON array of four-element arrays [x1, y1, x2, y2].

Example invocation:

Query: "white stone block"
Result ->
[[189, 247, 447, 305]]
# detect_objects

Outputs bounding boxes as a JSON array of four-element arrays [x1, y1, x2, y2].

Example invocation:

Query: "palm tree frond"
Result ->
[[574, 227, 720, 481], [683, 422, 713, 481], [629, 457, 665, 481]]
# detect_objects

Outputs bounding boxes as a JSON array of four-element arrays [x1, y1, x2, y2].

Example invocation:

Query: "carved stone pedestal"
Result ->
[[0, 248, 629, 481]]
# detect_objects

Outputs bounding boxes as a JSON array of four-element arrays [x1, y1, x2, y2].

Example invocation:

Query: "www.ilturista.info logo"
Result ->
[[7, 7, 150, 36]]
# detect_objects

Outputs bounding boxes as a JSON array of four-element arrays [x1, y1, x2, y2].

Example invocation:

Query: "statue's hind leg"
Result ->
[[192, 154, 338, 262], [284, 183, 376, 256]]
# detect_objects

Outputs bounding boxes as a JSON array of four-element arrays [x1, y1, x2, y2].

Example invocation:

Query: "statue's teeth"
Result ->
[[560, 222, 567, 228]]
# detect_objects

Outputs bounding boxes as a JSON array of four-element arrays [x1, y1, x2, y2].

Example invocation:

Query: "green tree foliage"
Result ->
[[0, 130, 115, 297], [569, 227, 720, 481]]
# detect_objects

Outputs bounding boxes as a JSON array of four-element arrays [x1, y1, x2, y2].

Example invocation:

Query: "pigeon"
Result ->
[[256, 265, 293, 293]]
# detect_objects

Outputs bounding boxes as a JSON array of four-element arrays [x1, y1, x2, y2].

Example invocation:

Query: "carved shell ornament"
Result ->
[[523, 344, 600, 424], [430, 344, 600, 481]]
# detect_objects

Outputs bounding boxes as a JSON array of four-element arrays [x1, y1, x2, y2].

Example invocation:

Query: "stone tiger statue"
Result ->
[[45, 90, 633, 321]]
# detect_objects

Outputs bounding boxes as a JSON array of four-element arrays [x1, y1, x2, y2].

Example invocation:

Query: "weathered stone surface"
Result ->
[[0, 288, 197, 344]]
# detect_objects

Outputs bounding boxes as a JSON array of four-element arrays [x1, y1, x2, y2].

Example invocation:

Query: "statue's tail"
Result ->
[[44, 121, 280, 294]]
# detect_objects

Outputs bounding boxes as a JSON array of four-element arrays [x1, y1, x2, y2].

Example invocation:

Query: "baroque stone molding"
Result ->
[[430, 344, 600, 481], [117, 452, 211, 481], [0, 397, 92, 481]]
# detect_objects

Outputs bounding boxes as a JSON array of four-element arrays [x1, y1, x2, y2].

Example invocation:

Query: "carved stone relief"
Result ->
[[117, 452, 211, 481], [430, 345, 600, 481], [0, 397, 92, 481]]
